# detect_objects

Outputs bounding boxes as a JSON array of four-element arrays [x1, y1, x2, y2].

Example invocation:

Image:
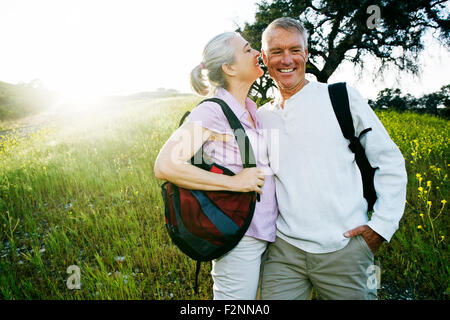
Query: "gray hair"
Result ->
[[190, 32, 237, 96], [262, 17, 308, 50]]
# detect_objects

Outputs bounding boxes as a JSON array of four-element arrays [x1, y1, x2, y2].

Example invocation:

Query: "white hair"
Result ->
[[190, 32, 237, 96], [262, 17, 308, 50]]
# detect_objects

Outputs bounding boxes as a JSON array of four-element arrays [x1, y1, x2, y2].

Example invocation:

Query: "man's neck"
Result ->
[[279, 78, 309, 108]]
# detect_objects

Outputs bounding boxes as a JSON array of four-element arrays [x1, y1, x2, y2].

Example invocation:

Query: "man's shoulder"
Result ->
[[257, 100, 277, 114]]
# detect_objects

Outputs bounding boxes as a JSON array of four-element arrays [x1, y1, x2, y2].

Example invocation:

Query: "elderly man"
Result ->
[[256, 17, 408, 300]]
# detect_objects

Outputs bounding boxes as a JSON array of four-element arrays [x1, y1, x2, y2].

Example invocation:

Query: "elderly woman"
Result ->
[[154, 32, 277, 300]]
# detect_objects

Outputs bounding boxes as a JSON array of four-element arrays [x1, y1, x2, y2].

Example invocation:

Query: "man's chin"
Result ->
[[277, 81, 300, 91]]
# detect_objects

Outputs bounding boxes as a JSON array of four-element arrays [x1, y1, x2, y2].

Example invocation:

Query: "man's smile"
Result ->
[[278, 68, 296, 74]]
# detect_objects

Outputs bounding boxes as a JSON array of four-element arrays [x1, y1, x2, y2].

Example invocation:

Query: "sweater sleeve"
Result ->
[[346, 84, 408, 242]]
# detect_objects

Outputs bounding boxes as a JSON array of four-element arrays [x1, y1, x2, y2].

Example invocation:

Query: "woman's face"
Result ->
[[227, 35, 264, 84]]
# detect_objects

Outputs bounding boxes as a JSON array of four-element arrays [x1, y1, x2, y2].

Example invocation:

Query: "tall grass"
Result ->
[[0, 97, 448, 299]]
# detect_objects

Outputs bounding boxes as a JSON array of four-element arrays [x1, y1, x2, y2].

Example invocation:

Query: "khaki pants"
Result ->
[[260, 235, 378, 300]]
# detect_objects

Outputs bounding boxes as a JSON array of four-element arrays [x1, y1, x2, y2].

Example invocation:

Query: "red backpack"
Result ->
[[160, 98, 259, 293]]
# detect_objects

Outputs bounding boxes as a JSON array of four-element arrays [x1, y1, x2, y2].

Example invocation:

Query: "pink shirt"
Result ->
[[185, 87, 278, 242]]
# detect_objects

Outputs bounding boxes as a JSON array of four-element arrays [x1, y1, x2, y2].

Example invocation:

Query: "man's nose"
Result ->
[[281, 51, 293, 65]]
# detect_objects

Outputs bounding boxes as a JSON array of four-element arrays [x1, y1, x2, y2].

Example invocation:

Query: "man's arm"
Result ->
[[345, 84, 408, 243]]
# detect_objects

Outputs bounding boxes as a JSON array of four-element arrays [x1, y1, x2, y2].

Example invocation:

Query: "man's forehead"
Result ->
[[264, 27, 305, 49]]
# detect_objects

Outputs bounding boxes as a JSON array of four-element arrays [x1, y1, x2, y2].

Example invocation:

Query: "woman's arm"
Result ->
[[154, 122, 264, 193]]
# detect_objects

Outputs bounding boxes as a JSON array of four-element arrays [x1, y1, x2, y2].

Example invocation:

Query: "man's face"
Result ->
[[262, 27, 308, 93]]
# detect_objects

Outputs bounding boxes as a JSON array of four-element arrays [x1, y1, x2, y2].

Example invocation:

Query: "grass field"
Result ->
[[0, 96, 448, 299]]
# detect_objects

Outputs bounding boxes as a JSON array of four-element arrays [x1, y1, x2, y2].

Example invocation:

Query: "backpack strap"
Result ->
[[179, 98, 259, 200], [328, 82, 355, 139], [202, 98, 257, 169], [194, 260, 201, 294], [178, 99, 257, 169], [328, 82, 378, 212], [179, 111, 191, 128], [203, 98, 260, 202]]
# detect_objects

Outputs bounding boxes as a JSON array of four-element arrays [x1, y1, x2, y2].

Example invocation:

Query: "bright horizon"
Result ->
[[1, 0, 449, 101]]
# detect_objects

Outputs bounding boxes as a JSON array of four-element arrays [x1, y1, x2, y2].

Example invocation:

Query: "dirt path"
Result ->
[[0, 112, 58, 144]]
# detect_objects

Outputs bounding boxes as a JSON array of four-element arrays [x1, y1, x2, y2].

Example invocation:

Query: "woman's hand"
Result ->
[[231, 167, 265, 194]]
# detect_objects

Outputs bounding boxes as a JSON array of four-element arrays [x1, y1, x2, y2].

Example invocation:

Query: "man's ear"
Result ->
[[305, 47, 308, 62], [222, 63, 236, 77], [261, 49, 268, 66]]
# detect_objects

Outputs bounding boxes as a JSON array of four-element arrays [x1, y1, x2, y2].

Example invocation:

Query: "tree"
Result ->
[[372, 88, 410, 112], [238, 0, 450, 101], [421, 84, 450, 116], [368, 84, 449, 118]]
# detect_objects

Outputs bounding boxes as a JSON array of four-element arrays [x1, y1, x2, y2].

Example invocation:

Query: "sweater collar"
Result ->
[[272, 80, 314, 110]]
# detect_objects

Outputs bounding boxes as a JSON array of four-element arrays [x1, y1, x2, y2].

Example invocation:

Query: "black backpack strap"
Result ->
[[178, 99, 257, 168], [328, 82, 378, 212], [194, 260, 201, 294], [178, 111, 191, 128], [327, 82, 354, 139], [202, 98, 257, 169], [203, 98, 260, 202], [328, 82, 373, 142], [180, 98, 260, 201]]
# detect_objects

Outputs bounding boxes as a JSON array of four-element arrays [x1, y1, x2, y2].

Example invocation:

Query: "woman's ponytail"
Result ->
[[189, 32, 237, 96], [190, 64, 209, 96]]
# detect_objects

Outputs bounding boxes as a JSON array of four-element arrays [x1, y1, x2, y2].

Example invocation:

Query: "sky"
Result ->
[[1, 0, 449, 100]]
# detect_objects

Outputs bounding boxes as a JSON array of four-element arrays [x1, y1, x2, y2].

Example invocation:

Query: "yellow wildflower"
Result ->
[[426, 181, 431, 187], [417, 225, 423, 230]]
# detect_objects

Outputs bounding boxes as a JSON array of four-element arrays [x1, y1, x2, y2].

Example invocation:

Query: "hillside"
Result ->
[[0, 80, 53, 121]]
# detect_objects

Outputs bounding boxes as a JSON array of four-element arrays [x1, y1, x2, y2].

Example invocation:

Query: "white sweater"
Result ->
[[256, 81, 407, 253]]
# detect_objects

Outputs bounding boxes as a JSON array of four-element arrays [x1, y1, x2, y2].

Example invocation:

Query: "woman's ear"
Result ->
[[222, 63, 236, 77]]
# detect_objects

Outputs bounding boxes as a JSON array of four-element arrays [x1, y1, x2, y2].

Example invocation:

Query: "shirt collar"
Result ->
[[271, 81, 314, 110], [216, 87, 260, 129]]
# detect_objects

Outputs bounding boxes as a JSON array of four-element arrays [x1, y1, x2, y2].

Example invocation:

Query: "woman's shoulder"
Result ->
[[193, 98, 224, 113], [185, 98, 231, 135]]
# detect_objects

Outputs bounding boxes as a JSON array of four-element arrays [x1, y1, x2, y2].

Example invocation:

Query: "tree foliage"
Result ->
[[368, 84, 449, 118], [0, 80, 53, 121]]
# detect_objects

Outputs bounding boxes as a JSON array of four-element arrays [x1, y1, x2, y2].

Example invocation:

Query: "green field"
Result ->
[[0, 96, 448, 299]]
